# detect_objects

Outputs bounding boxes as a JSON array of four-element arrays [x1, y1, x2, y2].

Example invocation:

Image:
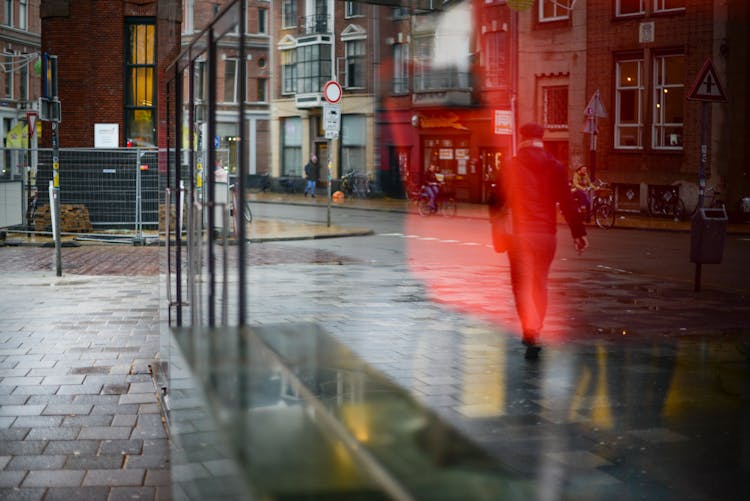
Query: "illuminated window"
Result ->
[[125, 19, 156, 147], [652, 54, 684, 149], [615, 58, 643, 149]]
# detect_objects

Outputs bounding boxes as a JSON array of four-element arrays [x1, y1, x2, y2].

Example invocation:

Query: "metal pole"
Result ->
[[52, 121, 62, 277], [693, 101, 708, 293], [327, 139, 332, 227]]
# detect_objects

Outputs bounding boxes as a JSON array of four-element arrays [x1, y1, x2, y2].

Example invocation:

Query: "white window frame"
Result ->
[[652, 54, 684, 150], [223, 57, 239, 104], [183, 0, 194, 34], [281, 48, 296, 95], [653, 0, 685, 14], [19, 0, 27, 30], [344, 39, 365, 89], [392, 43, 409, 94], [282, 0, 297, 29], [3, 0, 12, 27], [615, 58, 644, 150], [539, 0, 570, 23], [616, 0, 644, 17], [345, 1, 363, 18]]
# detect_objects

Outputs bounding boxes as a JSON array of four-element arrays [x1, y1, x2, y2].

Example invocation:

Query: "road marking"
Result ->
[[596, 264, 632, 274]]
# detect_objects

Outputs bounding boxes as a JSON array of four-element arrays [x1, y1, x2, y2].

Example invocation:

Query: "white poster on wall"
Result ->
[[94, 124, 119, 148]]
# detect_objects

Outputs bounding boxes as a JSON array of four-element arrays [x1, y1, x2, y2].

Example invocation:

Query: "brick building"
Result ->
[[181, 0, 270, 177], [0, 0, 42, 180], [40, 0, 182, 149]]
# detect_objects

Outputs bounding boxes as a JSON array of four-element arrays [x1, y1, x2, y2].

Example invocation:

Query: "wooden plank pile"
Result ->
[[35, 204, 93, 233]]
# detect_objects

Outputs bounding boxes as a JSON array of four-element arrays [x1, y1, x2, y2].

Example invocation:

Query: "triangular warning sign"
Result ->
[[688, 59, 727, 102]]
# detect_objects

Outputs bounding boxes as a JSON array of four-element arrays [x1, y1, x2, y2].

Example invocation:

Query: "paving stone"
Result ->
[[90, 404, 140, 415], [119, 394, 157, 405], [64, 455, 124, 469], [11, 385, 61, 396], [144, 469, 170, 486], [82, 468, 145, 486], [111, 414, 138, 427], [26, 427, 80, 441], [99, 439, 143, 456], [55, 384, 102, 395], [109, 486, 155, 501], [42, 486, 110, 501], [22, 469, 85, 487], [0, 405, 45, 417], [12, 416, 63, 428], [0, 470, 27, 488], [61, 415, 113, 427], [41, 404, 93, 416], [0, 440, 47, 456], [6, 455, 67, 470], [77, 426, 132, 440], [43, 440, 100, 456]]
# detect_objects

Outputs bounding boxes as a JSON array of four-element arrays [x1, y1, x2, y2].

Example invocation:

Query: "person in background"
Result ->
[[572, 164, 593, 218], [503, 122, 589, 360], [423, 163, 441, 211], [304, 154, 319, 198]]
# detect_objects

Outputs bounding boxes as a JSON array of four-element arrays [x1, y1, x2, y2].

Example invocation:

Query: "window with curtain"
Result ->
[[125, 19, 156, 147], [615, 58, 643, 149], [652, 53, 684, 149], [341, 115, 366, 174], [282, 117, 302, 176]]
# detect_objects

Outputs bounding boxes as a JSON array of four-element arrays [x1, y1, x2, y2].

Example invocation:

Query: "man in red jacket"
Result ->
[[505, 122, 589, 359]]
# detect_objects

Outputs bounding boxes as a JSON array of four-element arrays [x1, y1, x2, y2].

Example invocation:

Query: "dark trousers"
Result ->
[[508, 232, 557, 337]]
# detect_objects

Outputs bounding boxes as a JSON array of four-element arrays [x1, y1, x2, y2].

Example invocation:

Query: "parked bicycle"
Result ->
[[417, 182, 457, 216], [229, 183, 252, 226], [340, 169, 372, 198], [648, 184, 686, 221], [690, 185, 725, 216]]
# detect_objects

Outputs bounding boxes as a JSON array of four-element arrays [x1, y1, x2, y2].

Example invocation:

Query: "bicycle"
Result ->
[[591, 182, 616, 229], [341, 169, 372, 198], [647, 185, 686, 221], [690, 185, 725, 216], [417, 183, 457, 216], [229, 183, 252, 228]]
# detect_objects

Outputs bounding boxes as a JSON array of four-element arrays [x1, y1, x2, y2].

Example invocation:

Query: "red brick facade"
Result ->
[[40, 0, 181, 148]]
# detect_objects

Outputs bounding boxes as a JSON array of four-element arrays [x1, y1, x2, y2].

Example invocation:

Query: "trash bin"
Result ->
[[741, 197, 750, 223], [690, 207, 728, 264]]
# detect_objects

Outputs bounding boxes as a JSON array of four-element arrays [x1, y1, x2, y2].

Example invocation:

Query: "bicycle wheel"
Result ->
[[670, 198, 686, 221], [595, 203, 615, 229], [243, 201, 253, 223], [417, 193, 433, 216], [442, 197, 457, 217]]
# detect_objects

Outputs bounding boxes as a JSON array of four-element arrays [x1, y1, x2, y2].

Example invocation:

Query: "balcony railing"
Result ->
[[298, 14, 330, 36], [414, 68, 472, 92]]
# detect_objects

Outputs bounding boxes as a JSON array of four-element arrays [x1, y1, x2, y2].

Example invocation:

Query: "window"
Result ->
[[20, 60, 28, 101], [4, 56, 12, 98], [283, 0, 297, 28], [543, 86, 568, 130], [413, 35, 432, 91], [282, 117, 302, 176], [257, 78, 267, 102], [484, 31, 506, 89], [345, 1, 363, 18], [258, 8, 267, 34], [281, 49, 296, 94], [125, 19, 156, 147], [223, 57, 238, 103], [615, 58, 643, 149], [345, 40, 365, 88], [183, 0, 194, 34], [19, 0, 27, 30], [296, 43, 331, 94], [393, 43, 409, 94], [616, 0, 644, 16], [654, 0, 685, 13], [393, 6, 409, 19], [539, 0, 570, 23], [3, 0, 12, 27], [194, 60, 206, 101], [341, 115, 366, 174], [652, 54, 684, 149]]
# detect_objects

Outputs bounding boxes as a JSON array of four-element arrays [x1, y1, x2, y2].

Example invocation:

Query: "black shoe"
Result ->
[[524, 345, 542, 360], [311, 194, 315, 198]]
